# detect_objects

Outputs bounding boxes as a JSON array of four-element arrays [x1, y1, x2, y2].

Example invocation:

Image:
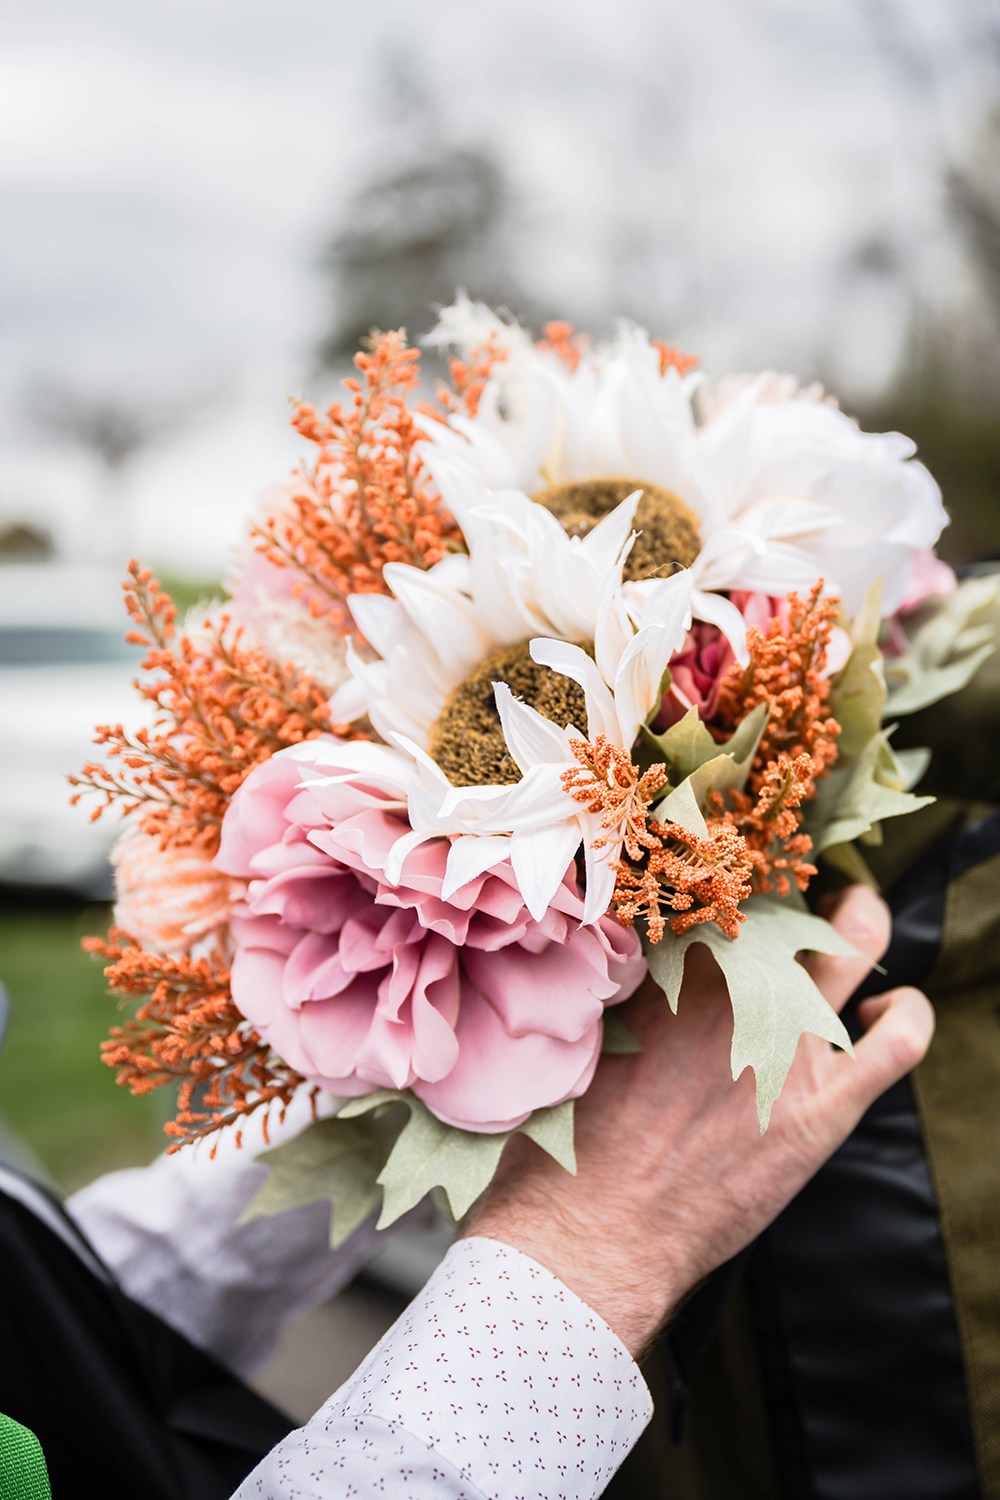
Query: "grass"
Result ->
[[0, 892, 165, 1193]]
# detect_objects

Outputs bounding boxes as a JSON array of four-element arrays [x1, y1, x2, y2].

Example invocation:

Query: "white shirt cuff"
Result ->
[[235, 1235, 653, 1500]]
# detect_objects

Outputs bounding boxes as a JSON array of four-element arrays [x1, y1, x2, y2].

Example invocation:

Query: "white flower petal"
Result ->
[[579, 489, 642, 571], [493, 681, 575, 771], [383, 563, 494, 681], [690, 588, 752, 667], [582, 830, 619, 925], [441, 835, 514, 900], [528, 638, 620, 745], [613, 622, 677, 746], [511, 819, 582, 921], [479, 763, 575, 834], [383, 827, 438, 886], [345, 592, 401, 660]]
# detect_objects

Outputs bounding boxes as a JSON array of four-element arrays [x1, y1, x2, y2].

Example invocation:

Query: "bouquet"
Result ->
[[73, 298, 999, 1245]]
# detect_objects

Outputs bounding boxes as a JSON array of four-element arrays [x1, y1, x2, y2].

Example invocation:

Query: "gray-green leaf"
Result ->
[[341, 1091, 577, 1229], [644, 901, 857, 1131], [241, 1100, 409, 1248]]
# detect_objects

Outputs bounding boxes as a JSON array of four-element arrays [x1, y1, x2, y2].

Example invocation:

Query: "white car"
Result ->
[[0, 563, 150, 895]]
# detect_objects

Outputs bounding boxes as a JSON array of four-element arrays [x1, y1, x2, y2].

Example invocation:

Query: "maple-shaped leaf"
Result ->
[[241, 1099, 409, 1248], [340, 1091, 577, 1229], [883, 575, 999, 719], [642, 702, 767, 788], [644, 901, 858, 1130], [808, 730, 933, 856]]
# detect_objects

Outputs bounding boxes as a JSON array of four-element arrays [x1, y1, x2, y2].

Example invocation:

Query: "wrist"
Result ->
[[462, 1208, 678, 1357]]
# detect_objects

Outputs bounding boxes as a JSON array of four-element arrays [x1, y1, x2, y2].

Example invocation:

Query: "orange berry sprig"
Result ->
[[536, 320, 590, 373], [611, 819, 758, 942], [715, 582, 841, 792], [651, 339, 700, 377], [575, 586, 844, 940], [86, 931, 301, 1153], [68, 562, 353, 854], [437, 329, 511, 417], [253, 331, 464, 620], [561, 734, 668, 857]]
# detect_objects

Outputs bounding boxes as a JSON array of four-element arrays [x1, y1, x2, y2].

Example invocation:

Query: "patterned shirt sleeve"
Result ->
[[232, 1236, 653, 1500]]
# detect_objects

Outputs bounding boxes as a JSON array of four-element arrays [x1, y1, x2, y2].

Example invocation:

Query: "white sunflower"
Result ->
[[329, 523, 693, 923], [422, 297, 948, 618]]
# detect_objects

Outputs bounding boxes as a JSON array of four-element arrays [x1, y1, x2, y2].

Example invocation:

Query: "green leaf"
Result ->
[[643, 702, 767, 789], [652, 774, 709, 836], [830, 580, 886, 757], [519, 1099, 577, 1174], [649, 708, 769, 834], [601, 1009, 643, 1054], [809, 731, 933, 855], [644, 901, 857, 1131], [373, 1098, 508, 1227], [883, 575, 1000, 718], [242, 1101, 409, 1248], [341, 1091, 576, 1229]]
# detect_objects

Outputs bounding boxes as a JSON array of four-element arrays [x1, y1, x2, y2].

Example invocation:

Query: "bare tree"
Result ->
[[316, 60, 531, 366], [25, 382, 193, 564]]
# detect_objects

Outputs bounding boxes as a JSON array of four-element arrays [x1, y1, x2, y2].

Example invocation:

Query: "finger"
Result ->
[[803, 884, 892, 1013], [828, 986, 934, 1118]]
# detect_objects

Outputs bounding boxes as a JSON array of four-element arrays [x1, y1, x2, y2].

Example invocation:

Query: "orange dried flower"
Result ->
[[254, 331, 464, 618], [611, 819, 757, 942], [536, 320, 589, 373], [709, 752, 819, 899], [86, 930, 301, 1151], [651, 339, 700, 377], [561, 734, 667, 857], [715, 582, 841, 792], [439, 330, 510, 417], [68, 562, 354, 852]]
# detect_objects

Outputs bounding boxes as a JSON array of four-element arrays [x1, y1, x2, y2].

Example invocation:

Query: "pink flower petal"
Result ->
[[413, 987, 602, 1131], [297, 972, 383, 1081], [219, 738, 650, 1132], [461, 936, 610, 1043], [283, 932, 354, 1007]]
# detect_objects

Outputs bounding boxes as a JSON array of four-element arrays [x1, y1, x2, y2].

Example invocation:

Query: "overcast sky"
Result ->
[[2, 0, 998, 573]]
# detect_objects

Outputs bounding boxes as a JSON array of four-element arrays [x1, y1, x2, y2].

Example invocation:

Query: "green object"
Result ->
[[0, 1413, 51, 1500], [244, 1092, 576, 1244], [0, 897, 162, 1191], [644, 900, 858, 1131]]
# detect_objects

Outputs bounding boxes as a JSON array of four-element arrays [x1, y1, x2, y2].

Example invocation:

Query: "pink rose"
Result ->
[[215, 741, 645, 1132], [897, 548, 957, 615], [654, 621, 735, 731]]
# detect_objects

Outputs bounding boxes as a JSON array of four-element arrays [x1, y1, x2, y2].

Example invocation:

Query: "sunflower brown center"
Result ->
[[428, 641, 589, 787], [534, 477, 701, 582]]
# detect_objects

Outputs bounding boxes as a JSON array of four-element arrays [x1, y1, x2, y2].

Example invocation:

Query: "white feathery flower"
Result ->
[[426, 301, 948, 616], [328, 519, 694, 921]]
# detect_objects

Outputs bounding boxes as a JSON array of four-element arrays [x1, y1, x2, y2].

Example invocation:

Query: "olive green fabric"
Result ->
[[602, 1283, 779, 1500], [0, 1413, 51, 1500], [912, 847, 1000, 1499], [603, 800, 1000, 1499]]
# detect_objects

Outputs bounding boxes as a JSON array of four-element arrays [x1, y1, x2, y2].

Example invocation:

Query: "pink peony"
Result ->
[[214, 740, 646, 1132]]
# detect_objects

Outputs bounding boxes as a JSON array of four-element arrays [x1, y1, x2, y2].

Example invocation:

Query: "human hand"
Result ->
[[463, 884, 934, 1356]]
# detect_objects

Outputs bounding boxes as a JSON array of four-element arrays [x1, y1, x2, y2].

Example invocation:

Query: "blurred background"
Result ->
[[1, 0, 1000, 1400]]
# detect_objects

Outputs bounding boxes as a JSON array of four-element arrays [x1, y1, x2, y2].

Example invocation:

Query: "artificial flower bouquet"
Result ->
[[73, 299, 998, 1244]]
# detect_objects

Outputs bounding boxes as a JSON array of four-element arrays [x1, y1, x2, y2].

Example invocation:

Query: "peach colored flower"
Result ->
[[112, 824, 243, 954]]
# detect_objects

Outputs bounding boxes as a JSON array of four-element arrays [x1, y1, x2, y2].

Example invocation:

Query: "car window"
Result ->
[[0, 629, 144, 665]]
